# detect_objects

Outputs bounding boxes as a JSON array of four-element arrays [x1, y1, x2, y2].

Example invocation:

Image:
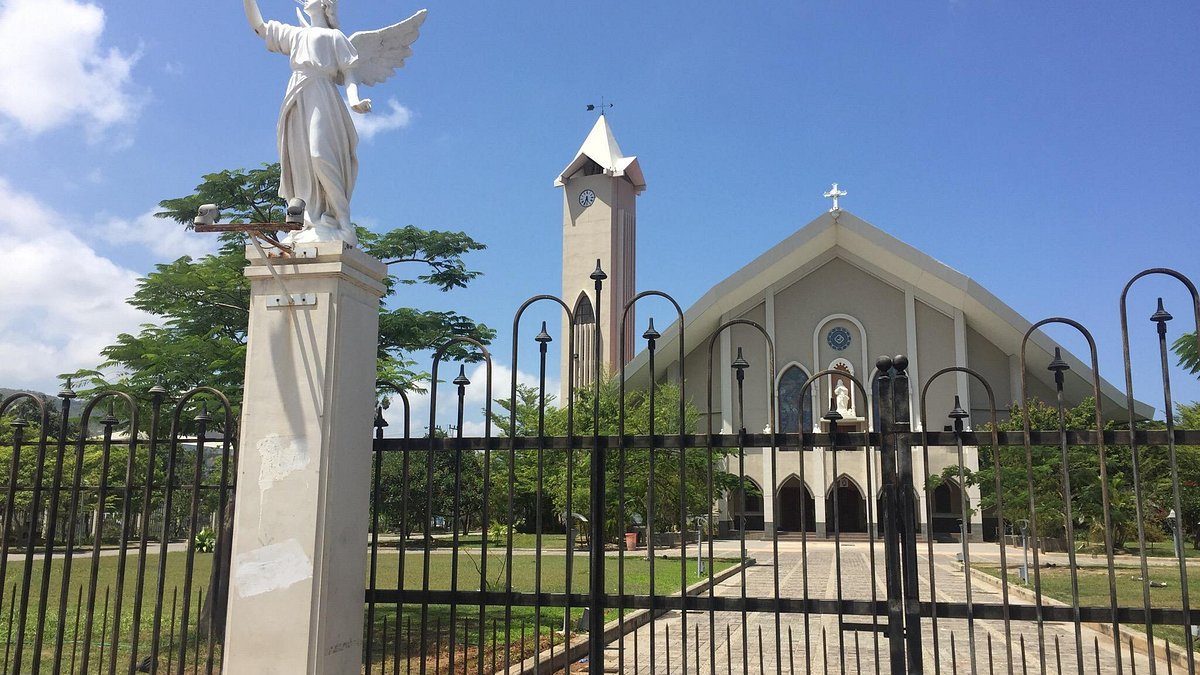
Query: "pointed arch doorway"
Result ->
[[778, 476, 816, 532], [826, 476, 867, 534]]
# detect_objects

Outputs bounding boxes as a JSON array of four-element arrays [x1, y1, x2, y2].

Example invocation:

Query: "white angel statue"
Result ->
[[243, 0, 427, 246]]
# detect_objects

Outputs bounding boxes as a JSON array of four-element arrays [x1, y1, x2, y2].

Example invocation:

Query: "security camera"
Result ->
[[194, 204, 220, 227], [286, 198, 306, 226]]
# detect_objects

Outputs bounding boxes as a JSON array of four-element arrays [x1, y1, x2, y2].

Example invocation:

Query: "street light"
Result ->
[[1167, 509, 1183, 561], [1017, 519, 1030, 584], [690, 515, 709, 575]]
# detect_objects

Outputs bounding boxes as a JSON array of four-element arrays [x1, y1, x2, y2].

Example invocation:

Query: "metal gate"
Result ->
[[364, 267, 1200, 674]]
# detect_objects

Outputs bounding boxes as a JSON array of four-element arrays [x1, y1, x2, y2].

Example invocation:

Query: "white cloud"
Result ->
[[0, 177, 151, 391], [0, 0, 143, 139], [351, 98, 412, 141], [99, 208, 216, 260]]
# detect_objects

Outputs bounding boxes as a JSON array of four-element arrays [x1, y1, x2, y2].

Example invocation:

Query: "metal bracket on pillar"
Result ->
[[266, 293, 318, 308]]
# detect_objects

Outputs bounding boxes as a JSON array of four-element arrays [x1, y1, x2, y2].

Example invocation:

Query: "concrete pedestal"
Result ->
[[222, 242, 387, 674]]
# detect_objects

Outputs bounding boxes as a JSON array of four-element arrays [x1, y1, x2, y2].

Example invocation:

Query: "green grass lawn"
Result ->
[[366, 550, 736, 672], [978, 564, 1200, 654], [0, 551, 217, 673], [0, 548, 735, 672]]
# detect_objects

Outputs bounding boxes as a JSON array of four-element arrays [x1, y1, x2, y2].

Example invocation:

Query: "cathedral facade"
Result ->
[[555, 117, 1149, 541]]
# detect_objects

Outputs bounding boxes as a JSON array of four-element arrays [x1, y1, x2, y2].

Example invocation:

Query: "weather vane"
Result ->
[[586, 97, 613, 116]]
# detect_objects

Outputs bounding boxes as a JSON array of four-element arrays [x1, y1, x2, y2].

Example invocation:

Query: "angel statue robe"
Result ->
[[264, 20, 360, 246]]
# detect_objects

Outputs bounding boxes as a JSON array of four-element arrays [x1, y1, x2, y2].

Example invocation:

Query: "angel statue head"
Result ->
[[244, 0, 427, 246], [298, 0, 339, 29]]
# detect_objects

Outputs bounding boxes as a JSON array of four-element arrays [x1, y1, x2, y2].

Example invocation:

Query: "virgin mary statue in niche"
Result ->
[[242, 0, 426, 246]]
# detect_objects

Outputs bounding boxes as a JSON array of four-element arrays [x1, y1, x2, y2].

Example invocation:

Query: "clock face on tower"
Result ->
[[578, 189, 596, 208]]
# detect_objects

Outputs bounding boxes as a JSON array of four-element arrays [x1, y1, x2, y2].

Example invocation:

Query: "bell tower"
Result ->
[[555, 115, 646, 394]]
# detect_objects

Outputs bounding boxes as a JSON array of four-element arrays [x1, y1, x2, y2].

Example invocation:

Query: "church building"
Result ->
[[555, 115, 1151, 541]]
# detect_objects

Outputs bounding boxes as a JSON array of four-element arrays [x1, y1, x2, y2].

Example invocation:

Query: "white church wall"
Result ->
[[772, 257, 907, 381], [915, 300, 959, 427], [965, 325, 1014, 419]]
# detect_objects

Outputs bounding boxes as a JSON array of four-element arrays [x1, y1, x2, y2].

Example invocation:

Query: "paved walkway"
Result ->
[[603, 540, 1187, 675]]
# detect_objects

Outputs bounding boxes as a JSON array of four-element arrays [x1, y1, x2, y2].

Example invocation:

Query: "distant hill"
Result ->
[[1, 387, 64, 415]]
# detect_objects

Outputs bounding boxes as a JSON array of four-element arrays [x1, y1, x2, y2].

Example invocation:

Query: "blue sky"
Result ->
[[0, 1, 1197, 427]]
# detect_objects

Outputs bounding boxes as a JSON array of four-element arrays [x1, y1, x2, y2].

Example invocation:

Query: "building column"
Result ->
[[813, 450, 828, 535], [761, 445, 776, 537], [223, 242, 388, 674]]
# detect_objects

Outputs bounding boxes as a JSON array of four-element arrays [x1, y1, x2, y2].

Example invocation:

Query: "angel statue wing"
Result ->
[[344, 9, 428, 87]]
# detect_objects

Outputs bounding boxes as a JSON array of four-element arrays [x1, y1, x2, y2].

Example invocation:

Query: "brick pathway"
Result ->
[[603, 540, 1183, 675]]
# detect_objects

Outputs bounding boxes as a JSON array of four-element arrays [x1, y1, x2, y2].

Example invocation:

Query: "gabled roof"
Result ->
[[625, 209, 1154, 420], [554, 115, 646, 191]]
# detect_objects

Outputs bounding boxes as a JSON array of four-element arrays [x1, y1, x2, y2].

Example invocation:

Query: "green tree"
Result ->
[[487, 376, 741, 543], [1173, 332, 1200, 378], [944, 397, 1199, 551], [67, 163, 494, 405]]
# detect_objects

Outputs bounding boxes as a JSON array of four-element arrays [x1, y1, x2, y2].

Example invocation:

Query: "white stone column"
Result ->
[[761, 443, 776, 537], [223, 242, 387, 675]]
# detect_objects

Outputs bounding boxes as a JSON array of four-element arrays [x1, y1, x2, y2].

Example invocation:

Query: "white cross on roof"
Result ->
[[823, 183, 847, 212]]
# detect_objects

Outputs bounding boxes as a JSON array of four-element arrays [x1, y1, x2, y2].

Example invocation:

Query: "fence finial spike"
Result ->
[[59, 377, 76, 399], [590, 259, 607, 282], [642, 317, 660, 342], [1151, 296, 1174, 324], [149, 375, 167, 397], [731, 347, 749, 371], [1047, 346, 1070, 373], [453, 365, 471, 387], [535, 321, 553, 344], [949, 395, 969, 420]]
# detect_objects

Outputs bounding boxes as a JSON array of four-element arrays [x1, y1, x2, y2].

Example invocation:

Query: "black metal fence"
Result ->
[[2, 267, 1197, 675], [363, 267, 1200, 675], [0, 385, 235, 674]]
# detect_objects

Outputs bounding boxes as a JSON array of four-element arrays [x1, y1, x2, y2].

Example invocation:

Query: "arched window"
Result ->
[[573, 293, 599, 388], [731, 478, 764, 531], [778, 365, 814, 433]]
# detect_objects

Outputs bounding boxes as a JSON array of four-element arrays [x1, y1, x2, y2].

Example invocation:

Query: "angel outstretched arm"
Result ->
[[345, 70, 372, 114], [243, 0, 266, 37]]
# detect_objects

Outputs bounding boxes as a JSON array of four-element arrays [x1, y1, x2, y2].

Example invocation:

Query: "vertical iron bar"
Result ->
[[69, 584, 82, 674], [78, 405, 119, 675], [28, 383, 75, 675], [953, 398, 978, 675], [98, 585, 111, 674], [11, 399, 51, 674], [173, 403, 211, 675], [151, 402, 186, 674], [892, 358, 923, 675], [447, 366, 469, 675], [368, 407, 385, 673], [1151, 300, 1196, 670], [646, 330, 657, 675], [875, 359, 905, 675], [534, 323, 551, 675], [0, 400, 33, 667], [108, 401, 142, 675], [129, 383, 165, 675], [1046, 350, 1086, 675], [827, 405, 847, 675], [587, 263, 606, 675], [165, 588, 178, 675]]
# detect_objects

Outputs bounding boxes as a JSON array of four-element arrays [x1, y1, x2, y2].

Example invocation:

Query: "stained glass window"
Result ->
[[778, 365, 813, 433]]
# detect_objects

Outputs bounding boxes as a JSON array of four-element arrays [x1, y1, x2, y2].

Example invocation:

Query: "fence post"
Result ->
[[222, 242, 387, 674]]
